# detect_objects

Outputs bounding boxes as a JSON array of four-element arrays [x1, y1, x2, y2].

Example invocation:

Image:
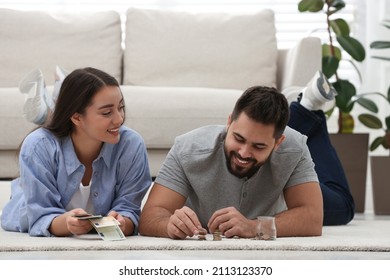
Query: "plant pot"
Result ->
[[329, 133, 369, 213], [370, 156, 390, 215]]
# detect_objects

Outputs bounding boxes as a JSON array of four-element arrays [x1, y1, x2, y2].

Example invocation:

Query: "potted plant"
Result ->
[[298, 0, 373, 212], [298, 0, 375, 132], [356, 20, 390, 214]]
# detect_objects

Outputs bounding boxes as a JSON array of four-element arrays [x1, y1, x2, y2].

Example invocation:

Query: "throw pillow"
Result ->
[[123, 8, 278, 90]]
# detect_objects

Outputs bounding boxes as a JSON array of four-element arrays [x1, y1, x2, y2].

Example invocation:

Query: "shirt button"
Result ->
[[93, 192, 98, 197], [243, 192, 247, 198]]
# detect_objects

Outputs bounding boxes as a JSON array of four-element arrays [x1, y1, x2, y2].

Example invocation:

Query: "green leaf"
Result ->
[[382, 135, 390, 149], [327, 0, 346, 16], [322, 44, 342, 60], [383, 20, 390, 29], [387, 86, 390, 102], [333, 79, 356, 113], [386, 116, 390, 131], [322, 56, 339, 78], [371, 56, 390, 61], [337, 35, 366, 61], [370, 41, 390, 49], [330, 18, 350, 36], [356, 97, 379, 113], [330, 0, 346, 10], [370, 137, 384, 151], [298, 0, 324, 12], [355, 91, 390, 106], [358, 114, 382, 129]]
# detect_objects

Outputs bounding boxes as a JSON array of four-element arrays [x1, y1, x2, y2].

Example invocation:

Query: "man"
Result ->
[[139, 71, 354, 239]]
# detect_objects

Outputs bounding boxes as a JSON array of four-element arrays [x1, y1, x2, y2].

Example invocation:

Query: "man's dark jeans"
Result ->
[[288, 102, 355, 225]]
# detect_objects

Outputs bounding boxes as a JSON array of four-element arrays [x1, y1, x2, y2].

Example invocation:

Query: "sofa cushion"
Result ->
[[0, 87, 37, 150], [121, 86, 243, 148], [0, 181, 11, 213], [0, 9, 122, 87], [124, 8, 277, 90]]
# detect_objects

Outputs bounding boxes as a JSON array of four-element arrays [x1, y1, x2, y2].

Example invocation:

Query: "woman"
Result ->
[[1, 67, 151, 237]]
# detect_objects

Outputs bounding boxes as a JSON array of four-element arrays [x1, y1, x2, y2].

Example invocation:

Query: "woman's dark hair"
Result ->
[[231, 86, 289, 139], [45, 67, 123, 138]]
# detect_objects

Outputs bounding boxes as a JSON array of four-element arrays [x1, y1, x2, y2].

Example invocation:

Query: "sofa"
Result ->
[[0, 7, 321, 178]]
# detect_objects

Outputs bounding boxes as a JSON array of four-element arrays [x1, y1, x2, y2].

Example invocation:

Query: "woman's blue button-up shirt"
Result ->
[[1, 126, 152, 237]]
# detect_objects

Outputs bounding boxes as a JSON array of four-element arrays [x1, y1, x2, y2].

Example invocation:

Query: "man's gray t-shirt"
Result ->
[[155, 125, 318, 228]]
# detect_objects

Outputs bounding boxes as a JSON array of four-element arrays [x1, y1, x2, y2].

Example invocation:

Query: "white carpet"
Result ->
[[0, 219, 389, 252]]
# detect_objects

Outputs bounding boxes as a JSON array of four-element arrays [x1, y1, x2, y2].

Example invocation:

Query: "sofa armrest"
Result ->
[[276, 37, 321, 90]]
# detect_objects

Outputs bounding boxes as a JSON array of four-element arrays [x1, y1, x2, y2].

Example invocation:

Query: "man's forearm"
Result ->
[[274, 206, 323, 237], [139, 206, 171, 237]]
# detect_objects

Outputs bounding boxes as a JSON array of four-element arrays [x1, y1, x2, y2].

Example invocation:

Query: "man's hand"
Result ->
[[208, 207, 257, 238], [167, 206, 206, 239]]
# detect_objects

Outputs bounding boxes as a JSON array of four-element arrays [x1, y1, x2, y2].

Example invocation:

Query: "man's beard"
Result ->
[[225, 150, 264, 179]]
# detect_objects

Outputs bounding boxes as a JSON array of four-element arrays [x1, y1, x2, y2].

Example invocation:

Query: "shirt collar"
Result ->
[[62, 136, 114, 174]]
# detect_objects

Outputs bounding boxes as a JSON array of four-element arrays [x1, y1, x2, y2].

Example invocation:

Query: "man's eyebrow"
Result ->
[[233, 132, 244, 139], [253, 142, 268, 148], [233, 132, 268, 147]]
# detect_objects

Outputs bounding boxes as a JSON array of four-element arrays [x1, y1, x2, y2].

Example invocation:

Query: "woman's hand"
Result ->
[[108, 210, 134, 236], [66, 208, 94, 235], [49, 208, 93, 237]]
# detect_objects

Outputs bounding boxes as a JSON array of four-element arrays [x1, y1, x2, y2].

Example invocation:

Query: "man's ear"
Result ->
[[227, 114, 232, 126], [71, 112, 82, 126], [274, 134, 286, 151]]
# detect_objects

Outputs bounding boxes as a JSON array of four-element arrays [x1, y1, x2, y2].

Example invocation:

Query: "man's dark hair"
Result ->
[[231, 86, 289, 139]]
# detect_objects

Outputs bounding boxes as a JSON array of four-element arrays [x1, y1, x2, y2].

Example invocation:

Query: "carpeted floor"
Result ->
[[1, 219, 389, 253], [1, 180, 389, 260]]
